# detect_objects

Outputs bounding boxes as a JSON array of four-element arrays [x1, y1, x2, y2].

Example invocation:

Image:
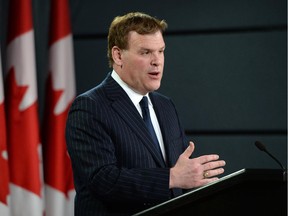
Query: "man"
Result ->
[[66, 12, 226, 216]]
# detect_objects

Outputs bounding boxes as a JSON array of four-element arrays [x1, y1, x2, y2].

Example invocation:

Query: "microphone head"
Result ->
[[255, 141, 267, 152]]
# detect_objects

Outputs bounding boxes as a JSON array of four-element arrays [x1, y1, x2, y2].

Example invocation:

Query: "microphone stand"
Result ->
[[255, 141, 287, 182]]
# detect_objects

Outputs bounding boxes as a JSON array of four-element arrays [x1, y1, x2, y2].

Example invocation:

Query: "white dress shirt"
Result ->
[[111, 70, 166, 161]]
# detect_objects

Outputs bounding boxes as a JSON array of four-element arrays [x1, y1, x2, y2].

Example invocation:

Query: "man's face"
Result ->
[[119, 30, 165, 95]]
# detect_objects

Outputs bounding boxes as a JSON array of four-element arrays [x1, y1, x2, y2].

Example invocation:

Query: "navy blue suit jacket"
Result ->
[[66, 73, 188, 215]]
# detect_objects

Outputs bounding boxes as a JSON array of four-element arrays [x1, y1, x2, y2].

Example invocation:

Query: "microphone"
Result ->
[[254, 141, 286, 181]]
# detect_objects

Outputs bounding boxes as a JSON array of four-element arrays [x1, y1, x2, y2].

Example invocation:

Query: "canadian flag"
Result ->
[[0, 47, 10, 216], [5, 0, 43, 215], [42, 0, 76, 215]]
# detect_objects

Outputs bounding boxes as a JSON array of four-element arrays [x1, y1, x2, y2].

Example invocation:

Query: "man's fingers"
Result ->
[[182, 141, 195, 158], [203, 160, 226, 171], [197, 154, 220, 164]]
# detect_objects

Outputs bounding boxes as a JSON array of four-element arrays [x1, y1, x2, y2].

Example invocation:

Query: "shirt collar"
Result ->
[[111, 70, 152, 106]]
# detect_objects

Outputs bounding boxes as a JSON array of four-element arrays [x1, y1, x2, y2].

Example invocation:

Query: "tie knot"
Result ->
[[140, 96, 149, 109]]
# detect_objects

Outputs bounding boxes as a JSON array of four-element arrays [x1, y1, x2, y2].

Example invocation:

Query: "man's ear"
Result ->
[[111, 46, 123, 66]]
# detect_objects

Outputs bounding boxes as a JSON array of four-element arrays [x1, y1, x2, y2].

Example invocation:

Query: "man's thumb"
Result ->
[[183, 141, 195, 158]]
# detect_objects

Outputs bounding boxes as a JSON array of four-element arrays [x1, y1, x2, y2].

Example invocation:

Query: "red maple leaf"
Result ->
[[5, 68, 42, 196], [42, 73, 74, 198]]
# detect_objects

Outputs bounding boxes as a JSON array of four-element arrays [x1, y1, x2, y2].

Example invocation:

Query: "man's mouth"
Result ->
[[148, 72, 160, 77]]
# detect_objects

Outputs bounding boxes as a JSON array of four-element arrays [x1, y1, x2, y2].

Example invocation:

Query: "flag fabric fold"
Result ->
[[42, 0, 76, 215], [5, 0, 44, 215]]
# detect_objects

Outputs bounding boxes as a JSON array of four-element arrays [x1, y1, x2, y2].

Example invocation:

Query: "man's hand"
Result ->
[[169, 141, 226, 189]]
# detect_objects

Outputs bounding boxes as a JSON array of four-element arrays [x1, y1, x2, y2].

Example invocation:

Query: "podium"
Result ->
[[134, 169, 287, 216]]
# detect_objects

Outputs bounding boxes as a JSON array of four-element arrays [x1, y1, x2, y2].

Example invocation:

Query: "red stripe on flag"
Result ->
[[0, 47, 10, 209], [7, 0, 33, 44], [49, 0, 71, 45], [0, 104, 9, 206], [5, 0, 43, 214], [42, 0, 75, 214]]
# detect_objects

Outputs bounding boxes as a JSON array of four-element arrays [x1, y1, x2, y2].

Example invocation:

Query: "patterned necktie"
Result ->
[[139, 96, 162, 154]]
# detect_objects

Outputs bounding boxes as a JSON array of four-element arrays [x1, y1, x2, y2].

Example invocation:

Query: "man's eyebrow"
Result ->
[[139, 46, 166, 51]]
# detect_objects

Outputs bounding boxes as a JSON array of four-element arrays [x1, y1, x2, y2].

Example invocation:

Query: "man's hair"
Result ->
[[107, 12, 168, 67]]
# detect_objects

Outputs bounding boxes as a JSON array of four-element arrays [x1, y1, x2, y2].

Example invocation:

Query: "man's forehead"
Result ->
[[127, 31, 165, 48]]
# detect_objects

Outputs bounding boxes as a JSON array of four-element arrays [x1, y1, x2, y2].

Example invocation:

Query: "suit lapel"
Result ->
[[103, 74, 166, 167], [149, 93, 179, 167]]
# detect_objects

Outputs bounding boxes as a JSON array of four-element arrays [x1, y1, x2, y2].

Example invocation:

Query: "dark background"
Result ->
[[0, 0, 287, 176]]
